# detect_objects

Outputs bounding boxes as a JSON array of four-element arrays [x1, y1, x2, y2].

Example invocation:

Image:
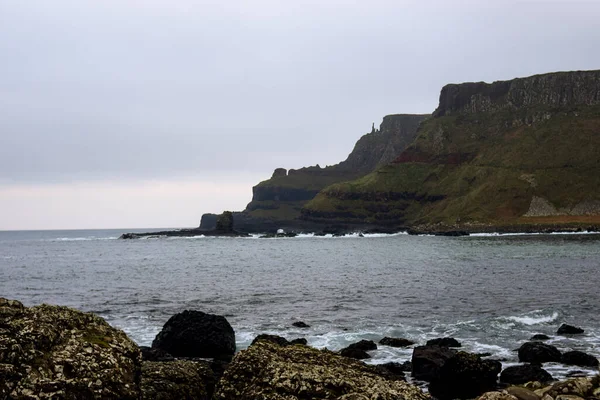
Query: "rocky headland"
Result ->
[[192, 69, 600, 236], [2, 298, 599, 399]]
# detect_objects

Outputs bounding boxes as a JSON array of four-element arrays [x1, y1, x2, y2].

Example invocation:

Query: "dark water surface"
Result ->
[[1, 229, 599, 380]]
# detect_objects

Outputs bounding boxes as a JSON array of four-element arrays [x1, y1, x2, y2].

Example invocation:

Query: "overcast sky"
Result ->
[[1, 0, 599, 230]]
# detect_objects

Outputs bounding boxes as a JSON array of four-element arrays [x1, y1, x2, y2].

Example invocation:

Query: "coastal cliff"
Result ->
[[302, 69, 600, 231], [200, 114, 429, 231]]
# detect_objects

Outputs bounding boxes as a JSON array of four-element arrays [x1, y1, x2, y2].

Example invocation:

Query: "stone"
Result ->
[[518, 342, 562, 363], [292, 321, 310, 328], [500, 364, 553, 385], [557, 324, 584, 335], [152, 310, 235, 358], [345, 339, 377, 351], [290, 338, 308, 345], [426, 337, 462, 347], [545, 377, 596, 398], [0, 298, 141, 399], [477, 393, 519, 400], [411, 345, 457, 381], [141, 360, 215, 400], [428, 351, 501, 399], [213, 341, 430, 400], [251, 334, 290, 347], [379, 337, 415, 347], [140, 346, 174, 362], [530, 334, 550, 341], [340, 347, 371, 360], [506, 386, 541, 400], [560, 350, 599, 367]]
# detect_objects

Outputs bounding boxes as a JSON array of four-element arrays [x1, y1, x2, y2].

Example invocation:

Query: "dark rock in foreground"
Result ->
[[411, 345, 457, 381], [499, 364, 553, 384], [517, 341, 562, 363], [152, 310, 235, 358], [141, 360, 215, 400], [251, 334, 290, 347], [428, 351, 501, 400], [379, 337, 415, 347], [561, 350, 599, 367], [426, 337, 462, 347], [214, 341, 430, 400], [0, 298, 141, 399], [340, 339, 378, 359], [557, 323, 584, 335]]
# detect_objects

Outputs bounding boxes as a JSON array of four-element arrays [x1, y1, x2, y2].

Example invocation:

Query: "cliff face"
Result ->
[[303, 69, 600, 230], [433, 70, 600, 117], [200, 114, 428, 231]]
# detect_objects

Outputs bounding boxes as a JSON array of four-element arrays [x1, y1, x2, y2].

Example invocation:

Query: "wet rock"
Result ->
[[426, 337, 462, 347], [375, 361, 411, 376], [506, 386, 540, 400], [518, 342, 562, 363], [290, 338, 308, 345], [251, 334, 290, 347], [411, 345, 457, 381], [346, 339, 378, 351], [379, 337, 415, 347], [292, 321, 310, 328], [340, 347, 371, 360], [530, 334, 550, 341], [428, 351, 501, 399], [140, 345, 174, 362], [141, 360, 215, 400], [500, 364, 553, 385], [214, 341, 430, 400], [152, 310, 235, 358], [560, 350, 599, 367], [477, 393, 519, 400], [557, 324, 584, 335], [0, 298, 141, 399], [544, 376, 598, 398]]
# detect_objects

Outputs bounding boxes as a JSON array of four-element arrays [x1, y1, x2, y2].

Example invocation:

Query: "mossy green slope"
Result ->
[[303, 70, 600, 231]]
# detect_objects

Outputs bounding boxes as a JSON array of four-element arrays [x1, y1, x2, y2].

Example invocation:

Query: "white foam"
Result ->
[[506, 311, 559, 325], [470, 231, 598, 237]]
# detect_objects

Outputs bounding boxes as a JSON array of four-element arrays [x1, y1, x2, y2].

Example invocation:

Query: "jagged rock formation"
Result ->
[[303, 69, 600, 232], [200, 114, 429, 232], [214, 341, 430, 400]]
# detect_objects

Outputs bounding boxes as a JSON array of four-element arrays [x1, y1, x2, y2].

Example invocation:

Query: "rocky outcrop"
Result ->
[[214, 341, 430, 400], [215, 211, 234, 233], [303, 69, 600, 232], [0, 298, 141, 399], [518, 342, 562, 364], [379, 337, 415, 347], [141, 360, 216, 400], [428, 351, 501, 400], [557, 323, 585, 335], [411, 345, 457, 381], [561, 350, 599, 367], [426, 337, 462, 347], [152, 310, 235, 359], [433, 70, 600, 117], [499, 364, 553, 385], [478, 376, 600, 400]]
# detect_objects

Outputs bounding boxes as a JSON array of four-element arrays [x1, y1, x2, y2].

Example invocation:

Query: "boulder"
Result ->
[[428, 351, 501, 399], [251, 334, 290, 347], [557, 324, 584, 335], [152, 310, 235, 358], [518, 342, 562, 363], [411, 345, 457, 381], [292, 321, 310, 328], [0, 298, 141, 399], [340, 347, 371, 360], [505, 386, 540, 400], [530, 334, 550, 341], [141, 360, 215, 400], [379, 337, 415, 347], [213, 341, 430, 400], [426, 337, 462, 347], [499, 364, 553, 385], [345, 339, 378, 351], [374, 361, 411, 376], [560, 350, 599, 367], [544, 376, 599, 398], [290, 338, 308, 345]]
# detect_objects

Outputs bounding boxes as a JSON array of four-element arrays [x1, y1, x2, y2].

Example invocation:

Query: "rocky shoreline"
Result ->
[[2, 298, 599, 399]]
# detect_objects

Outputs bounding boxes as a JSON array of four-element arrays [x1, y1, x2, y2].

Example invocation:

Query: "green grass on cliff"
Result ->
[[304, 104, 600, 228]]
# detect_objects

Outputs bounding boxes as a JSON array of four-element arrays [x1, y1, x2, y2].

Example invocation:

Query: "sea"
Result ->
[[1, 228, 599, 382]]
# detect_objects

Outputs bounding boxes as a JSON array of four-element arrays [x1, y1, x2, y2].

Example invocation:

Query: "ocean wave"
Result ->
[[471, 231, 598, 237], [505, 311, 559, 325]]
